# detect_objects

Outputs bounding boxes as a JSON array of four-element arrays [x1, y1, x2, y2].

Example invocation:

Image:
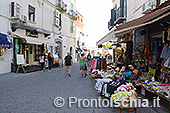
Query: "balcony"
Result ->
[[56, 1, 67, 12], [114, 7, 126, 24], [108, 7, 126, 30], [69, 10, 77, 20]]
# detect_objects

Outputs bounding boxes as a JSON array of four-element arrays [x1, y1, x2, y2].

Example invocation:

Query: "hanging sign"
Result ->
[[26, 31, 38, 38], [102, 45, 112, 49]]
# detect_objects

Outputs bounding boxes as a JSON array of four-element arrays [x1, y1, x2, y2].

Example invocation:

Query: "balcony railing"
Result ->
[[56, 0, 67, 12], [114, 7, 126, 25], [116, 7, 124, 19]]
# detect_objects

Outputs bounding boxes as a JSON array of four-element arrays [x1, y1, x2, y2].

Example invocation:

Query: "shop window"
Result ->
[[28, 5, 35, 22], [57, 0, 61, 7], [59, 14, 62, 26], [71, 3, 73, 11], [156, 0, 161, 7], [0, 48, 5, 60], [34, 45, 42, 61]]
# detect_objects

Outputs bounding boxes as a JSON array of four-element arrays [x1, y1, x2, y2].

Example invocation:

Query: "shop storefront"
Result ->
[[115, 31, 133, 65], [96, 29, 116, 64], [11, 23, 60, 72], [12, 34, 46, 72], [111, 4, 170, 111]]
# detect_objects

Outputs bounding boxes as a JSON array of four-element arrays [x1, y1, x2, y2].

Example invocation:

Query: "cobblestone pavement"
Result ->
[[0, 63, 168, 113]]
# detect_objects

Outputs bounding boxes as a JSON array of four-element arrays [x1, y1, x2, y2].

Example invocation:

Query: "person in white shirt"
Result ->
[[40, 54, 45, 72]]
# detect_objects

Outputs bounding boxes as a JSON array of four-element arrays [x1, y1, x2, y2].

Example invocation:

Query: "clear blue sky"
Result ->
[[76, 0, 113, 47]]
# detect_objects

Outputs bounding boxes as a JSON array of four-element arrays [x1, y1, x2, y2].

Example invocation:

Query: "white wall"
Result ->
[[61, 0, 77, 61], [0, 0, 12, 74]]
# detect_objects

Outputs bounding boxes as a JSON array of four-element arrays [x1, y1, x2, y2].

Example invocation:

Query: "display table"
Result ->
[[11, 63, 59, 73], [141, 85, 170, 113]]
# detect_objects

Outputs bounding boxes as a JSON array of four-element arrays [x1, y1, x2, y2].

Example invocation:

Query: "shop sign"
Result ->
[[26, 31, 38, 38], [102, 45, 112, 49]]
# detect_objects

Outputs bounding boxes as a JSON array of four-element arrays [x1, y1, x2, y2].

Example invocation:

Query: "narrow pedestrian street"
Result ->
[[0, 63, 168, 113]]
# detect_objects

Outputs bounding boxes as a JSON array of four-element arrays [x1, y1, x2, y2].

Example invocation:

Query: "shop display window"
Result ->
[[34, 45, 42, 61]]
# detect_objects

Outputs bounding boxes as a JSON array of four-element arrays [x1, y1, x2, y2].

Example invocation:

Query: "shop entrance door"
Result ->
[[70, 47, 73, 56], [127, 41, 133, 61], [28, 45, 34, 65]]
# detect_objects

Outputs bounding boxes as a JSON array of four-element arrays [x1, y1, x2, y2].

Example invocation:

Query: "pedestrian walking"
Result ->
[[43, 50, 48, 68], [40, 54, 45, 72], [87, 53, 91, 67], [79, 53, 87, 78], [64, 52, 73, 77], [48, 52, 53, 72]]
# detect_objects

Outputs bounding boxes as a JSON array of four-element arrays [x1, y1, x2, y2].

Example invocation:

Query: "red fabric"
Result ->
[[101, 59, 104, 69]]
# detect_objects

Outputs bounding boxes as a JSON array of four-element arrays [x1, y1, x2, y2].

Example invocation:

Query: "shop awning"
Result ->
[[115, 5, 170, 36], [96, 29, 115, 46], [13, 33, 57, 46], [13, 33, 42, 45], [25, 37, 57, 46], [11, 23, 50, 36], [0, 32, 12, 48]]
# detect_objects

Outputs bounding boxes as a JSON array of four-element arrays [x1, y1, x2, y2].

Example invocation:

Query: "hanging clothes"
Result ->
[[101, 59, 104, 69], [104, 58, 107, 69], [164, 56, 170, 68], [101, 83, 108, 96], [95, 59, 98, 69], [167, 48, 170, 55], [164, 47, 170, 68], [96, 58, 100, 70], [160, 44, 168, 58], [99, 58, 101, 70], [89, 58, 95, 72]]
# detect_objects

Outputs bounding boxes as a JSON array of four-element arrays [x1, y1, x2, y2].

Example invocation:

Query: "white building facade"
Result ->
[[0, 0, 77, 74], [0, 0, 13, 74]]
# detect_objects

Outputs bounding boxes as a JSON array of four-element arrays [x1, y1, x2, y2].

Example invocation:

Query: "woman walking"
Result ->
[[79, 53, 87, 78], [40, 54, 45, 72], [48, 52, 53, 72]]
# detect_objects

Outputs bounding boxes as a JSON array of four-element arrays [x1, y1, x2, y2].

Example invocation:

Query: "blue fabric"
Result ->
[[160, 45, 168, 58], [123, 72, 132, 76], [0, 33, 12, 48], [167, 48, 170, 55]]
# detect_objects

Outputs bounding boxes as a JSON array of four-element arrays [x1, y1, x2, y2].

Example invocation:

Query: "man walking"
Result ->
[[64, 52, 73, 77]]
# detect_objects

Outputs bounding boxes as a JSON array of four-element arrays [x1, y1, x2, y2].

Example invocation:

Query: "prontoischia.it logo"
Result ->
[[54, 96, 160, 108]]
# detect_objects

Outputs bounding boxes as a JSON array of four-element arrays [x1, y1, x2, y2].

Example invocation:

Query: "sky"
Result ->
[[76, 0, 113, 48]]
